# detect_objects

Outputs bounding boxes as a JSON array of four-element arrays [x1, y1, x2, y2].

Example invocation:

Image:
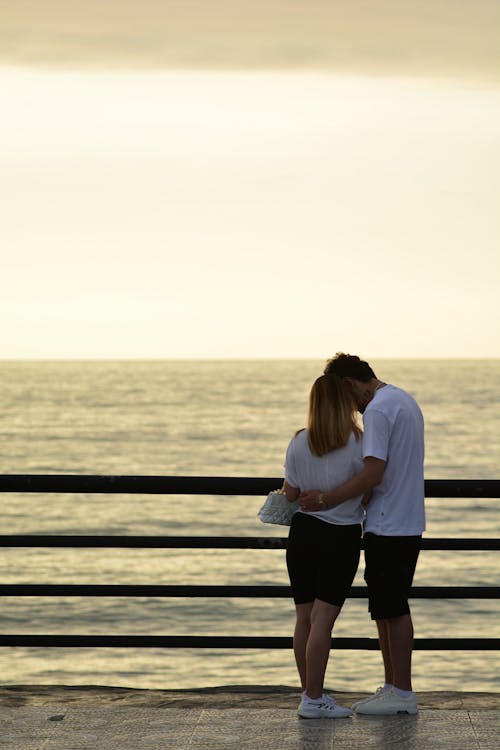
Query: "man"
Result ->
[[300, 353, 425, 715]]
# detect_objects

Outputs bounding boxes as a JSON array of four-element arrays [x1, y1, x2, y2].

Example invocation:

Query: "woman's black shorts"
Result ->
[[363, 532, 421, 620], [286, 512, 362, 608]]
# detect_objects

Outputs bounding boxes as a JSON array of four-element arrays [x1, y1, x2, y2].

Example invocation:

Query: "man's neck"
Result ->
[[366, 379, 387, 403], [373, 379, 387, 394]]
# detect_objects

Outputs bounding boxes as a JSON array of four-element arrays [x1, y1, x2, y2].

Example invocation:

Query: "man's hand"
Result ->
[[299, 490, 325, 512], [299, 457, 385, 513]]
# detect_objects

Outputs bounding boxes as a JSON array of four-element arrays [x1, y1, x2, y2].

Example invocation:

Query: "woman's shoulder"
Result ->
[[345, 429, 363, 454], [288, 428, 307, 451]]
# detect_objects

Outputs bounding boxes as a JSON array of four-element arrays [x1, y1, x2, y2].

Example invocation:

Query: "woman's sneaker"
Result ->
[[351, 685, 391, 709], [354, 688, 417, 715], [298, 693, 353, 719]]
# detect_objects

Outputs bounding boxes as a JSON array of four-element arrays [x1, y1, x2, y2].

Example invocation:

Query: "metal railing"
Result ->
[[0, 475, 498, 651]]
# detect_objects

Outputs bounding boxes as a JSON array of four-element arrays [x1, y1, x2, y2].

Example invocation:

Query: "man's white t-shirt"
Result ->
[[363, 385, 425, 536], [285, 429, 364, 525]]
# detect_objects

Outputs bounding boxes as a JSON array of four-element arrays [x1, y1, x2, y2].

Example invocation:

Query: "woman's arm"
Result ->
[[284, 480, 300, 502], [361, 488, 373, 507]]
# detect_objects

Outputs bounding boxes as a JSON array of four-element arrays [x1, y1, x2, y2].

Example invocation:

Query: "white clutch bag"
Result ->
[[258, 489, 300, 526]]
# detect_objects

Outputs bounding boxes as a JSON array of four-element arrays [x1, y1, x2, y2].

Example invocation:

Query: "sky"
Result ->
[[2, 1, 499, 358]]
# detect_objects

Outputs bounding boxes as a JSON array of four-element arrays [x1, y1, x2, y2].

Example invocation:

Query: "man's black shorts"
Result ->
[[286, 512, 362, 608], [363, 532, 421, 620]]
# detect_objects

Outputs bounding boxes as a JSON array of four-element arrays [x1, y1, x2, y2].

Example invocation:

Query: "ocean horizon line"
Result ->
[[1, 356, 499, 363]]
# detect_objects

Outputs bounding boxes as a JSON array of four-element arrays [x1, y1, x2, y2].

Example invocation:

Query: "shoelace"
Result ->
[[313, 700, 338, 710]]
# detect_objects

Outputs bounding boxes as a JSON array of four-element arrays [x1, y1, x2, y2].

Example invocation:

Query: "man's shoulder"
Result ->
[[365, 385, 422, 423], [372, 384, 419, 408], [388, 385, 422, 414]]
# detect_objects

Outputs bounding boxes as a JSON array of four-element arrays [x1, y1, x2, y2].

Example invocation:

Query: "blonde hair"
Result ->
[[307, 374, 361, 457]]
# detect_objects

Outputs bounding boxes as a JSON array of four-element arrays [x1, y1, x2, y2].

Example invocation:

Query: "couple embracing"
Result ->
[[284, 353, 425, 718]]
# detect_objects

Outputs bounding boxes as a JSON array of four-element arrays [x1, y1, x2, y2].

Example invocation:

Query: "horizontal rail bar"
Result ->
[[0, 635, 497, 650], [0, 475, 499, 497], [0, 585, 498, 598], [0, 476, 497, 656], [0, 535, 497, 550], [0, 475, 277, 495]]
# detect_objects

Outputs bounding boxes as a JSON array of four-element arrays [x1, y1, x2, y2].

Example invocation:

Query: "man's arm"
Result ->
[[299, 456, 385, 512]]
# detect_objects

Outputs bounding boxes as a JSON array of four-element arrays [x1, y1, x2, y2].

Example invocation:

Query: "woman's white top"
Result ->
[[285, 429, 364, 525]]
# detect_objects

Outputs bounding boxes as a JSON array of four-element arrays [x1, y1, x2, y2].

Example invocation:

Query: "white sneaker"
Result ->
[[352, 685, 390, 709], [354, 688, 417, 716], [298, 693, 353, 719]]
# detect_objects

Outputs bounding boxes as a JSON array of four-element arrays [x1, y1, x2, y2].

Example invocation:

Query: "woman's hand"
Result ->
[[361, 489, 373, 508]]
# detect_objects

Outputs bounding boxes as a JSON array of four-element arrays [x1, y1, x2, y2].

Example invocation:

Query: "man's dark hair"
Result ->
[[324, 353, 376, 382]]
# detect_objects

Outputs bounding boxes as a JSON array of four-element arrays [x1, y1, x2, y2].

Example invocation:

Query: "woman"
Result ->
[[284, 374, 365, 719]]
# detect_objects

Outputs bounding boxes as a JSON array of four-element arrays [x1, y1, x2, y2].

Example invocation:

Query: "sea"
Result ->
[[0, 359, 498, 693]]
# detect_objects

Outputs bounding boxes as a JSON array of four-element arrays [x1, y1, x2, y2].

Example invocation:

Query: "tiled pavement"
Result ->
[[0, 687, 497, 749]]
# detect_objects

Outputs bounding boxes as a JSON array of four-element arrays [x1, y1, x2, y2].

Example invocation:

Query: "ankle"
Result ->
[[394, 687, 414, 698], [304, 691, 322, 700]]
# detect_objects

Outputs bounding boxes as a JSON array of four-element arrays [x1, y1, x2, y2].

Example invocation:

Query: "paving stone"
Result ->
[[468, 710, 499, 750], [42, 707, 202, 750]]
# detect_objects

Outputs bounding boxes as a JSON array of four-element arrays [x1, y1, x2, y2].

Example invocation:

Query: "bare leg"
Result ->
[[305, 599, 341, 699], [387, 614, 414, 691], [376, 619, 394, 685], [293, 602, 313, 690]]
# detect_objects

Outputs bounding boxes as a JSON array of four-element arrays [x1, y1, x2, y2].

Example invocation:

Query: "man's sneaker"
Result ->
[[352, 685, 391, 709], [298, 693, 353, 719], [354, 688, 417, 716]]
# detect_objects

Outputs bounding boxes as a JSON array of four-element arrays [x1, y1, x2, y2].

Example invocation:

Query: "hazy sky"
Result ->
[[2, 1, 499, 358]]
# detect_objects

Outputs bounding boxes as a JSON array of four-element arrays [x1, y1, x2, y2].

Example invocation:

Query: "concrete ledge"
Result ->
[[0, 685, 498, 710]]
